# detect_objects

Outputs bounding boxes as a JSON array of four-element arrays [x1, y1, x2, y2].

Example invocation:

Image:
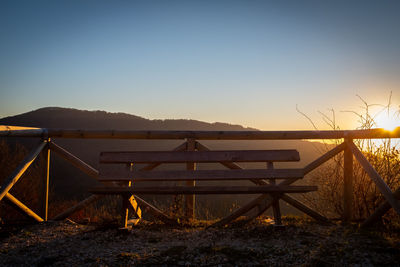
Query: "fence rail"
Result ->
[[1, 125, 399, 227], [1, 127, 400, 139]]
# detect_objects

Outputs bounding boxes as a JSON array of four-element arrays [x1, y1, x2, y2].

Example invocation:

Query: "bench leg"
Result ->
[[120, 164, 142, 228], [185, 138, 196, 220], [121, 194, 142, 228], [271, 195, 282, 225], [121, 194, 130, 228], [269, 165, 282, 226], [240, 194, 281, 225], [129, 195, 142, 219]]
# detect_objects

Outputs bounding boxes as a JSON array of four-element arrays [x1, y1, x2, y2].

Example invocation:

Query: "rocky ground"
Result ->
[[0, 216, 399, 266]]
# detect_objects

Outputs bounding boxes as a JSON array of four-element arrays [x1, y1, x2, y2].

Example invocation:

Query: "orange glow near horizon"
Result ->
[[374, 108, 399, 131]]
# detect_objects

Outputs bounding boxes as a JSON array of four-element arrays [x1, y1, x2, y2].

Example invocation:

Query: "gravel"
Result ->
[[1, 217, 399, 266]]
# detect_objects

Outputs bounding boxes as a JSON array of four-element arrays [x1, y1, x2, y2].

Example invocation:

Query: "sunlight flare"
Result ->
[[375, 110, 399, 131]]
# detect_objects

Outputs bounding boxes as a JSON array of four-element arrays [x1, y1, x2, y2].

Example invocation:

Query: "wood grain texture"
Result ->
[[90, 185, 317, 195], [100, 150, 300, 164], [98, 169, 304, 182]]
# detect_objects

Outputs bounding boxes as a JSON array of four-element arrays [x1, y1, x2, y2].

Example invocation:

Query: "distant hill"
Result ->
[[0, 107, 331, 218], [0, 107, 257, 131]]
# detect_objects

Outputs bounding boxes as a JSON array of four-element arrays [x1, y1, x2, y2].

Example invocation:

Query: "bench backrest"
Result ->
[[100, 150, 300, 164]]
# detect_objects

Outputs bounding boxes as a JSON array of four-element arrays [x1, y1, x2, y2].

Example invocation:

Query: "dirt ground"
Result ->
[[0, 216, 399, 266]]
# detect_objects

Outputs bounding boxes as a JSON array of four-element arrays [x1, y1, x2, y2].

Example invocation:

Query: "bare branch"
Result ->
[[296, 104, 318, 130]]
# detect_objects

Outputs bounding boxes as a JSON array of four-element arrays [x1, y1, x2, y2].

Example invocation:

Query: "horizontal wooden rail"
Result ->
[[1, 127, 399, 140], [99, 168, 304, 182], [100, 150, 300, 164], [2, 124, 399, 226], [90, 185, 317, 195], [195, 141, 267, 186]]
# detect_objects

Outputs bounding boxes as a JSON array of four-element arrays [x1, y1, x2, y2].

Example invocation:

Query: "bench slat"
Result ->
[[100, 150, 300, 164], [90, 185, 317, 194], [98, 169, 304, 182]]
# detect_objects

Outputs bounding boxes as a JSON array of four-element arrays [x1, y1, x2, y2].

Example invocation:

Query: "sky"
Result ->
[[0, 0, 399, 130]]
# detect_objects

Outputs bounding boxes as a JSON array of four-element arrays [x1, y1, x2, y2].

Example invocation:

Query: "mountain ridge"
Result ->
[[0, 107, 257, 131]]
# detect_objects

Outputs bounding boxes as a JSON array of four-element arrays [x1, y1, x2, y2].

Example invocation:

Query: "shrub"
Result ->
[[299, 94, 400, 223]]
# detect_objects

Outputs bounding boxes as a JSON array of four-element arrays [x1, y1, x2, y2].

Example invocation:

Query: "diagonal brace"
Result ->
[[362, 187, 400, 227], [0, 141, 47, 202], [4, 192, 44, 222], [346, 140, 400, 215], [205, 141, 341, 226]]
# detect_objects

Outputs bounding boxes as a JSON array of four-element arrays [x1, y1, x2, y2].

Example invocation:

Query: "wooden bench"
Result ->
[[90, 149, 317, 227]]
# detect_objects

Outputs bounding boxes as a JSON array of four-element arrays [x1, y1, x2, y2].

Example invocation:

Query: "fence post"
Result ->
[[343, 138, 353, 223], [42, 138, 51, 221], [185, 138, 196, 220]]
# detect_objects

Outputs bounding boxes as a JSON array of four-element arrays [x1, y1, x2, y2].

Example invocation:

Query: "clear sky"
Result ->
[[0, 0, 399, 130]]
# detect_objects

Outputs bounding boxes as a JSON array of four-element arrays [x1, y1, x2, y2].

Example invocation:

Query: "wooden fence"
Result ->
[[1, 126, 399, 227]]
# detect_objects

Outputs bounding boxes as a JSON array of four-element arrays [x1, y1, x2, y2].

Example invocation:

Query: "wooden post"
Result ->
[[41, 138, 51, 221], [185, 138, 196, 219], [121, 193, 130, 228], [343, 138, 353, 223], [121, 163, 133, 228]]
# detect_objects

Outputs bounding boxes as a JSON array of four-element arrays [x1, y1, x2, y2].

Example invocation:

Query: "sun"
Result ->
[[375, 110, 399, 131]]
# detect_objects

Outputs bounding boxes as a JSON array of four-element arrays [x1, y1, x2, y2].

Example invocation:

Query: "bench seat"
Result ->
[[100, 150, 300, 163], [90, 147, 315, 227], [98, 168, 304, 182], [90, 185, 317, 195]]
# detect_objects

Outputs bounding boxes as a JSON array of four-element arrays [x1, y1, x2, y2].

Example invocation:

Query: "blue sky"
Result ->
[[0, 0, 399, 130]]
